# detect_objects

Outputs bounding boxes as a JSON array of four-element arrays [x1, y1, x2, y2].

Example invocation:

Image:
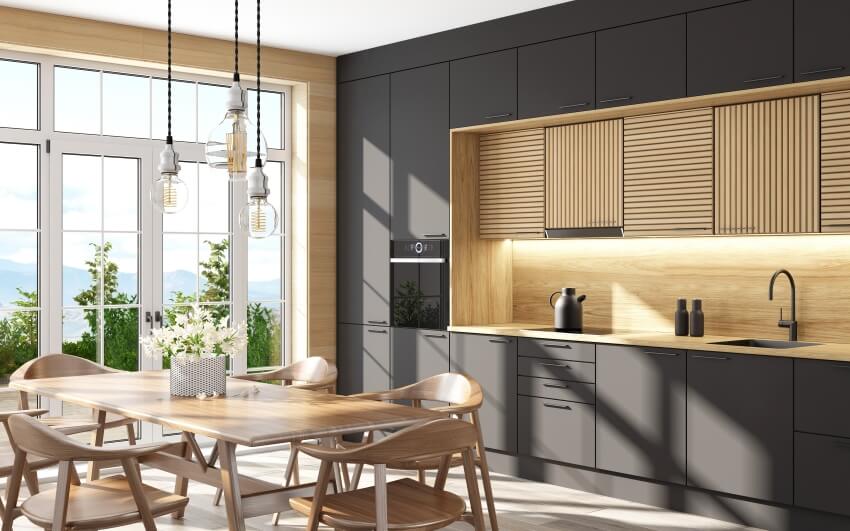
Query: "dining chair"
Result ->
[[345, 372, 499, 530], [2, 413, 189, 531], [290, 418, 486, 531]]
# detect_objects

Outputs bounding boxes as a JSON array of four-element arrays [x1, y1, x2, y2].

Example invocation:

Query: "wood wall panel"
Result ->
[[623, 108, 713, 235], [714, 96, 819, 234], [821, 90, 850, 232], [545, 120, 623, 229], [478, 129, 545, 238]]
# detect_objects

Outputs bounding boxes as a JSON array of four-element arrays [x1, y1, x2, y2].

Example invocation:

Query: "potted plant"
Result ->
[[141, 305, 247, 397]]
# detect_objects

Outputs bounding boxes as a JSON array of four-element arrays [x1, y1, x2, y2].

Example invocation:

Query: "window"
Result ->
[[0, 59, 39, 130]]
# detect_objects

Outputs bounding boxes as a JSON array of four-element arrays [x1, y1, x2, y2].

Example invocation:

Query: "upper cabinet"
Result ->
[[390, 63, 450, 240], [337, 76, 391, 326], [596, 16, 686, 109], [795, 0, 850, 82], [450, 49, 517, 128], [518, 34, 595, 119], [821, 90, 850, 232], [688, 0, 793, 96]]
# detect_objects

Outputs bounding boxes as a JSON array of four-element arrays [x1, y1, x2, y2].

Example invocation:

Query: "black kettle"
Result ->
[[549, 288, 587, 332]]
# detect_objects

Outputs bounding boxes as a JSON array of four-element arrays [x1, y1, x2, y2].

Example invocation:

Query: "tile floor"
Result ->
[[5, 444, 766, 531]]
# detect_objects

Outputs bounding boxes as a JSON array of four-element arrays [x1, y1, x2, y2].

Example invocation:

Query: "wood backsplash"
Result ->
[[511, 235, 850, 343]]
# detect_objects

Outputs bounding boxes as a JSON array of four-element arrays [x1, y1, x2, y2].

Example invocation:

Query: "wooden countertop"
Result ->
[[447, 323, 850, 363]]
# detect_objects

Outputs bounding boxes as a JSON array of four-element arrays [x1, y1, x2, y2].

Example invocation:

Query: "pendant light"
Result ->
[[205, 0, 268, 182], [152, 0, 188, 214], [239, 0, 278, 238]]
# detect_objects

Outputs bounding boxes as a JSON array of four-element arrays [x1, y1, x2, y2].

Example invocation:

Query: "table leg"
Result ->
[[218, 440, 246, 531], [87, 410, 106, 481], [171, 433, 192, 519]]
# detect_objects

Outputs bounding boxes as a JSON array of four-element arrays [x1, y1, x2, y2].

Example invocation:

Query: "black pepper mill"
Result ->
[[690, 299, 704, 337], [674, 298, 689, 336]]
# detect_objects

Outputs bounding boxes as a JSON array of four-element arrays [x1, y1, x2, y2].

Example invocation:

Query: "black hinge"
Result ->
[[45, 139, 51, 154]]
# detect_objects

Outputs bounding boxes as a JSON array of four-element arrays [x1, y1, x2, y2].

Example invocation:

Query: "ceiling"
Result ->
[[0, 0, 571, 57]]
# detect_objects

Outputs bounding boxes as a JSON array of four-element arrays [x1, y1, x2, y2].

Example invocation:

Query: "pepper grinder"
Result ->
[[674, 298, 689, 336], [690, 299, 705, 337]]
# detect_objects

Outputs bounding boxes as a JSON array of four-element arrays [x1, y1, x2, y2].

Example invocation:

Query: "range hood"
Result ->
[[545, 227, 625, 238]]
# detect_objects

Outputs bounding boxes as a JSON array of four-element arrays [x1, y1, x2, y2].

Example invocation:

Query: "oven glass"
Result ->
[[392, 262, 442, 329]]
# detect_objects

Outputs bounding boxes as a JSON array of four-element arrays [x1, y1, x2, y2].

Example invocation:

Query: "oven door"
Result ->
[[391, 260, 446, 329]]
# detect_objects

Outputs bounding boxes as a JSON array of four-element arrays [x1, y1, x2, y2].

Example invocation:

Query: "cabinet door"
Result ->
[[596, 16, 685, 109], [687, 351, 793, 503], [821, 90, 850, 232], [450, 333, 517, 453], [795, 432, 850, 517], [545, 120, 623, 229], [337, 324, 391, 396], [518, 34, 595, 119], [715, 96, 819, 234], [391, 328, 450, 388], [795, 0, 850, 82], [688, 0, 793, 96], [450, 49, 517, 128], [337, 76, 391, 325], [518, 396, 595, 466], [596, 346, 686, 484], [391, 63, 450, 240]]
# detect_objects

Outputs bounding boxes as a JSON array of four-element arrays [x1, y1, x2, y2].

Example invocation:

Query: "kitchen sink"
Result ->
[[709, 338, 820, 349]]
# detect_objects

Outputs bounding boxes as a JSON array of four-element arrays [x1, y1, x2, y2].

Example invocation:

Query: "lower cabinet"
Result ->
[[337, 324, 391, 396], [518, 396, 595, 466], [391, 328, 450, 388], [687, 351, 793, 504], [450, 333, 517, 453], [795, 432, 850, 517], [596, 345, 686, 484]]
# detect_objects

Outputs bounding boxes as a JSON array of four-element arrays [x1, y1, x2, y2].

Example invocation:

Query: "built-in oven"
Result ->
[[390, 239, 449, 330]]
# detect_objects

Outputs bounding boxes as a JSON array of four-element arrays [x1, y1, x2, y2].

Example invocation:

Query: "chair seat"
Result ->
[[40, 412, 134, 435], [290, 477, 466, 530], [21, 475, 188, 530], [0, 443, 55, 477]]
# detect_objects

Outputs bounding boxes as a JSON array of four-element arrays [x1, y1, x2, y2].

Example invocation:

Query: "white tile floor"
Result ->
[[5, 445, 766, 531]]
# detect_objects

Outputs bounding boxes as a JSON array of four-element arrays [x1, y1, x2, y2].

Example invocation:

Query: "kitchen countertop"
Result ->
[[447, 323, 850, 363]]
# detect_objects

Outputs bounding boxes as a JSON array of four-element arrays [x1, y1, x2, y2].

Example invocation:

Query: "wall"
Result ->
[[512, 234, 850, 343], [0, 6, 337, 362]]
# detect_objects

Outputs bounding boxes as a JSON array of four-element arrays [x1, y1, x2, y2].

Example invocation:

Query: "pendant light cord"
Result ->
[[234, 0, 240, 81], [256, 0, 261, 166], [166, 0, 172, 144]]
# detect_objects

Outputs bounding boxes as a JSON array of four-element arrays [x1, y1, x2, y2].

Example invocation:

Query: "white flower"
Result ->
[[140, 305, 247, 361]]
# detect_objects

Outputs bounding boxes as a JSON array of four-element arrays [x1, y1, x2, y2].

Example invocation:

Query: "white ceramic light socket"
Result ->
[[246, 164, 270, 198], [157, 143, 181, 176], [226, 80, 248, 112]]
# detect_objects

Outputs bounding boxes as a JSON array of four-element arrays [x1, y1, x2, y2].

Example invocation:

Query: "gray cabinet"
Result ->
[[450, 49, 517, 128], [391, 327, 450, 388], [518, 33, 595, 119], [390, 63, 450, 240], [450, 333, 517, 453], [795, 432, 850, 517], [596, 345, 686, 484], [518, 396, 595, 466], [687, 351, 793, 504], [337, 324, 392, 396], [795, 0, 850, 82], [337, 76, 391, 326], [518, 356, 595, 383], [795, 359, 850, 438]]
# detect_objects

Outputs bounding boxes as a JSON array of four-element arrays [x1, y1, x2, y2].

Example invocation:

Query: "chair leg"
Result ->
[[306, 460, 333, 531], [350, 463, 364, 490], [434, 454, 451, 491], [1, 451, 25, 531], [373, 464, 389, 531], [473, 411, 500, 531], [122, 457, 157, 531], [87, 410, 107, 481], [462, 449, 485, 531], [22, 466, 39, 495], [52, 461, 74, 531], [417, 468, 427, 484], [172, 434, 192, 519], [284, 443, 300, 487], [126, 422, 137, 445]]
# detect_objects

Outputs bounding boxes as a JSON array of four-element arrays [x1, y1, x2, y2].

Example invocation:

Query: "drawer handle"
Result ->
[[423, 233, 447, 238], [559, 102, 590, 110], [831, 364, 850, 369], [424, 333, 447, 339], [367, 320, 388, 325], [367, 329, 388, 334], [542, 343, 572, 349], [647, 351, 679, 357], [743, 74, 784, 84], [540, 362, 571, 369], [484, 112, 512, 119], [691, 354, 729, 361], [599, 96, 632, 104], [489, 339, 510, 344], [834, 440, 850, 450], [543, 403, 572, 410], [800, 66, 844, 77], [543, 383, 571, 390]]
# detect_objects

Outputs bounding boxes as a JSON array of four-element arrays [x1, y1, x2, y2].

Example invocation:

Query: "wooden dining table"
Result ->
[[11, 370, 443, 530]]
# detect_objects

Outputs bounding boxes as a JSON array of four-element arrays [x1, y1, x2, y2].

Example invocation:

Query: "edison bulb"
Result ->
[[151, 176, 188, 214], [239, 197, 278, 238], [205, 81, 267, 181]]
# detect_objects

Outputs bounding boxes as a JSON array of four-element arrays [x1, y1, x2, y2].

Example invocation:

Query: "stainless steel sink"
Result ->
[[709, 338, 820, 349]]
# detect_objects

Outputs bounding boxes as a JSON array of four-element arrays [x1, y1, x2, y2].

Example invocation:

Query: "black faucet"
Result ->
[[768, 269, 797, 341]]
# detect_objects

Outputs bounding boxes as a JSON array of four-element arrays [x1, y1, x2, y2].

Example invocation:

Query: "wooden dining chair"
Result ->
[[345, 373, 500, 530], [290, 418, 486, 531], [2, 413, 189, 531]]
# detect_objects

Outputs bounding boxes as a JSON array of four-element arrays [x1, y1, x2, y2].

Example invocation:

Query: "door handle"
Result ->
[[540, 362, 570, 369], [367, 320, 388, 325], [543, 403, 572, 410], [424, 333, 447, 339], [691, 354, 729, 361], [647, 351, 679, 357], [145, 312, 153, 324], [543, 383, 571, 390], [154, 311, 163, 325], [599, 96, 632, 104], [483, 112, 512, 119], [488, 339, 510, 344], [743, 74, 784, 84], [367, 329, 388, 334], [542, 343, 572, 349], [423, 233, 447, 238], [800, 66, 844, 77], [559, 102, 590, 110]]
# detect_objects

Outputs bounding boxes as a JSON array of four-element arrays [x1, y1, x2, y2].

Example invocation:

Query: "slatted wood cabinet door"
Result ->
[[545, 120, 623, 229], [478, 128, 546, 239], [623, 108, 714, 236], [715, 95, 820, 234], [821, 90, 850, 232]]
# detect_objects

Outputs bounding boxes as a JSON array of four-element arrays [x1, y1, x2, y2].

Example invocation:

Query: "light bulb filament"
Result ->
[[226, 128, 248, 174], [250, 205, 267, 233], [163, 179, 178, 209]]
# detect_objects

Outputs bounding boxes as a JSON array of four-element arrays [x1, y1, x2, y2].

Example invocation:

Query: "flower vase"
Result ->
[[169, 355, 227, 397]]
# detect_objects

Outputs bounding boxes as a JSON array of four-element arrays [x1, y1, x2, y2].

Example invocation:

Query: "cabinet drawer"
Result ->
[[519, 356, 595, 383], [519, 338, 595, 363], [518, 396, 595, 466], [795, 359, 850, 438], [518, 376, 595, 405], [795, 432, 850, 517]]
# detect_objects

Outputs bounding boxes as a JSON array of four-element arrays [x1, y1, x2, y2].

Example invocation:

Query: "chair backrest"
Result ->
[[359, 373, 484, 414], [10, 353, 115, 382], [235, 357, 338, 391]]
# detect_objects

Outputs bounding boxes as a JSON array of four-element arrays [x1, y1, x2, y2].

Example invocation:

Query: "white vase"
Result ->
[[169, 355, 227, 397]]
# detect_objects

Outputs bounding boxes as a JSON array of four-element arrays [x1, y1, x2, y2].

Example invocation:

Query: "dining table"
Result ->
[[11, 370, 443, 530]]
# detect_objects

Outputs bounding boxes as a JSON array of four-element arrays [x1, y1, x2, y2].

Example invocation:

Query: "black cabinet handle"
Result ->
[[647, 351, 679, 357], [831, 364, 850, 369], [543, 403, 572, 410], [488, 338, 510, 344], [834, 440, 850, 450], [800, 66, 844, 77], [423, 233, 447, 238], [424, 333, 447, 339], [743, 74, 784, 84], [543, 383, 571, 390], [542, 343, 572, 349], [599, 96, 631, 104], [540, 362, 570, 369], [691, 354, 729, 361], [559, 102, 590, 110], [483, 112, 512, 119], [367, 320, 388, 325], [367, 329, 388, 334]]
